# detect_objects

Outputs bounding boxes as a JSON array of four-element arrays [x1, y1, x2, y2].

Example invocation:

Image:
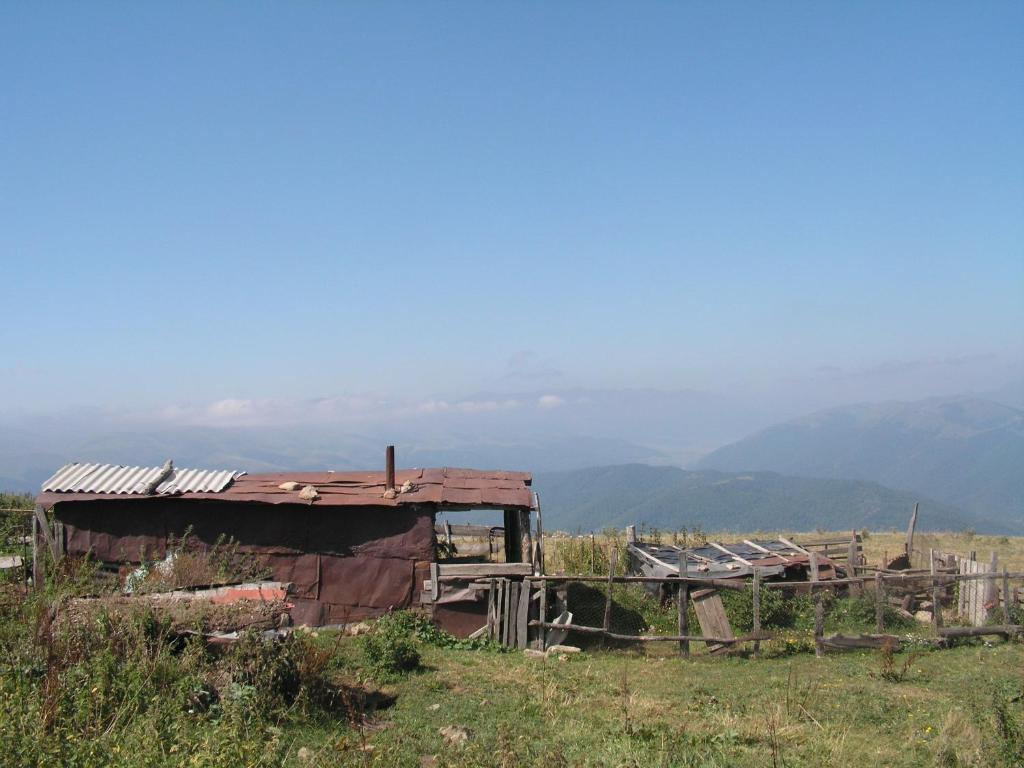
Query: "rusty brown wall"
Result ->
[[55, 499, 435, 625]]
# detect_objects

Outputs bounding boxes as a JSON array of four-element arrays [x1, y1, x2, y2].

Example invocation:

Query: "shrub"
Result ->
[[359, 613, 422, 679]]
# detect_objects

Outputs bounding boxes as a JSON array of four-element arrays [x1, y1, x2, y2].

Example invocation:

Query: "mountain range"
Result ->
[[1, 390, 1021, 534], [533, 464, 1012, 534], [697, 396, 1023, 528]]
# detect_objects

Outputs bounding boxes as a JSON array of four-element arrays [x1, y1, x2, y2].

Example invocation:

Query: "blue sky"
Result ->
[[2, 1, 1022, 420]]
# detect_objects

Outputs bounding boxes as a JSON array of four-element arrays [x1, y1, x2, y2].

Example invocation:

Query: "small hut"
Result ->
[[35, 453, 537, 631]]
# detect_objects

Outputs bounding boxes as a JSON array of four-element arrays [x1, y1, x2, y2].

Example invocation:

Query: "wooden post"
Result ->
[[591, 534, 597, 575], [905, 502, 918, 559], [537, 579, 547, 651], [487, 579, 496, 641], [603, 548, 617, 638], [752, 568, 762, 655], [520, 509, 533, 566], [31, 512, 41, 590], [987, 552, 998, 615], [385, 445, 395, 492], [534, 493, 545, 576], [444, 520, 453, 550], [678, 582, 690, 658], [847, 533, 860, 596], [875, 572, 885, 633], [811, 552, 824, 657], [626, 525, 636, 544], [516, 579, 530, 649], [1002, 567, 1012, 626], [930, 548, 942, 631]]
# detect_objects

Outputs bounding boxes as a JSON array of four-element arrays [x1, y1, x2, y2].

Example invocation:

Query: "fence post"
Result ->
[[537, 578, 547, 650], [811, 552, 823, 657], [875, 571, 885, 633], [591, 534, 596, 575], [847, 533, 861, 597], [1002, 567, 1012, 627], [752, 568, 762, 655], [678, 555, 690, 658], [930, 548, 942, 631], [603, 548, 617, 641]]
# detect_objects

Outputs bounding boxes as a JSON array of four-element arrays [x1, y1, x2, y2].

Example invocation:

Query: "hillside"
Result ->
[[533, 463, 1015, 534], [696, 396, 1024, 526]]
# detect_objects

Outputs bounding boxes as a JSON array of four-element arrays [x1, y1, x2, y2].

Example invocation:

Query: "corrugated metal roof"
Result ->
[[38, 465, 533, 509], [41, 462, 241, 495]]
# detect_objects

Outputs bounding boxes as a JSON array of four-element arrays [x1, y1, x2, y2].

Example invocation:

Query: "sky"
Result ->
[[2, 1, 1022, 427]]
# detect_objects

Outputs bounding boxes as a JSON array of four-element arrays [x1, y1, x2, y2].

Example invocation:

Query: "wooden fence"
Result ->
[[472, 550, 1024, 656]]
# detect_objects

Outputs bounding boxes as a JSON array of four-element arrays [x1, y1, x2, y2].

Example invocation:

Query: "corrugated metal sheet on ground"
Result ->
[[41, 462, 242, 495]]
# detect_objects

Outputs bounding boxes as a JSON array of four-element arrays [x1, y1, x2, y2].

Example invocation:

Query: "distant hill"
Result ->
[[696, 396, 1024, 527], [533, 464, 1015, 534]]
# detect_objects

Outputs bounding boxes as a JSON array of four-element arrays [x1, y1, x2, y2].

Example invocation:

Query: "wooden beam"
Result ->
[[709, 541, 754, 567]]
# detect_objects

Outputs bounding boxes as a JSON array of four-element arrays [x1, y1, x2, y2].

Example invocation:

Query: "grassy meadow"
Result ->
[[0, 518, 1022, 767]]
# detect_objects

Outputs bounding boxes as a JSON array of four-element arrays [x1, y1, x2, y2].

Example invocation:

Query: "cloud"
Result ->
[[537, 394, 564, 409]]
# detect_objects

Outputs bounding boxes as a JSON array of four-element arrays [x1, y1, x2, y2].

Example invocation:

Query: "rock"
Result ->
[[298, 485, 320, 501], [546, 644, 581, 655], [439, 725, 469, 747], [400, 480, 414, 494], [523, 649, 546, 659], [345, 621, 373, 636], [278, 481, 302, 491], [297, 746, 313, 762], [914, 610, 933, 624], [383, 488, 398, 500], [428, 703, 441, 711]]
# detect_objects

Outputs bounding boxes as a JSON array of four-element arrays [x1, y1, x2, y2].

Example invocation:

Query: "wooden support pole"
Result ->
[[987, 552, 998, 621], [534, 493, 545, 576], [591, 534, 597, 575], [811, 552, 824, 657], [930, 549, 942, 631], [752, 568, 762, 655], [875, 571, 885, 633], [905, 502, 918, 559]]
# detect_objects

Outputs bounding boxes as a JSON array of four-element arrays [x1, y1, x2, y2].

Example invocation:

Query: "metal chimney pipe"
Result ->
[[385, 445, 395, 491]]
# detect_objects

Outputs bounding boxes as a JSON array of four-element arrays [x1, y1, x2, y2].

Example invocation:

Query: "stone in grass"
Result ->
[[523, 649, 546, 659], [439, 726, 470, 747], [546, 644, 582, 655]]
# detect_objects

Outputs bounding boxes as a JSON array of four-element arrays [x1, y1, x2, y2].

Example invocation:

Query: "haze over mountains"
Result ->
[[2, 386, 1021, 534]]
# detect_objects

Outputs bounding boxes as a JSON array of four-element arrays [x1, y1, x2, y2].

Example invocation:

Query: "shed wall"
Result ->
[[54, 498, 435, 625]]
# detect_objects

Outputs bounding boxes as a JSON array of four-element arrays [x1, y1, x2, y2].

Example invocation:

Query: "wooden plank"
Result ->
[[437, 562, 534, 578], [743, 539, 792, 564], [537, 579, 547, 650], [517, 579, 531, 649], [778, 536, 811, 556], [506, 582, 520, 647], [930, 549, 942, 631], [34, 506, 56, 560], [486, 579, 496, 641], [823, 633, 901, 651], [691, 588, 734, 655]]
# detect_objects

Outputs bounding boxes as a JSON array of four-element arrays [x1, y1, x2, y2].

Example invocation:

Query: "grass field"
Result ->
[[1, 526, 1022, 767]]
